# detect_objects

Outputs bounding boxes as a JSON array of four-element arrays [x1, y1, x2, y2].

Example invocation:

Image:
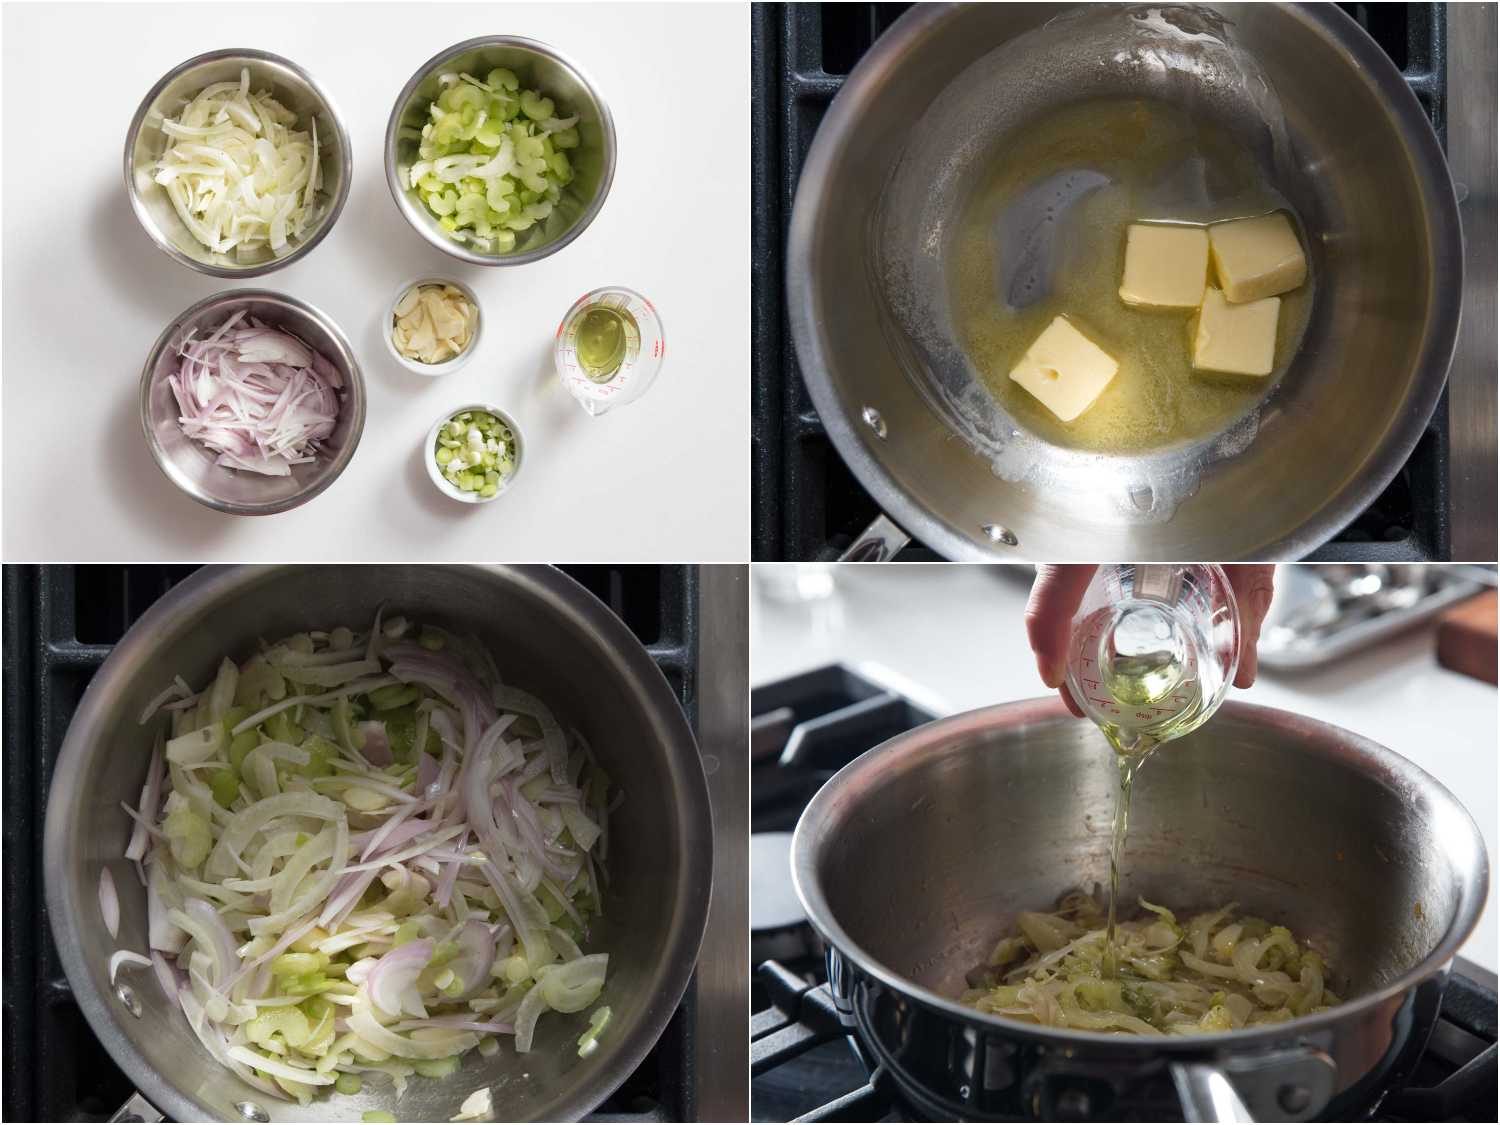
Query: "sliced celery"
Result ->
[[411, 79, 577, 252], [369, 684, 420, 711], [413, 1056, 460, 1078], [209, 770, 240, 808]]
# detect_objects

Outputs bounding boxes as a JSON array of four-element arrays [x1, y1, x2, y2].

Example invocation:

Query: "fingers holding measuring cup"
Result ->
[[1026, 564, 1276, 714]]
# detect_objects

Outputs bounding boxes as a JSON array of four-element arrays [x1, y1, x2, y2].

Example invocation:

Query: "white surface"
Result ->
[[752, 564, 1499, 973], [1, 3, 749, 561]]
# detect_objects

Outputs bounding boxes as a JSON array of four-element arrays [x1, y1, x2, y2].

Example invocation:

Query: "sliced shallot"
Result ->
[[163, 313, 343, 477]]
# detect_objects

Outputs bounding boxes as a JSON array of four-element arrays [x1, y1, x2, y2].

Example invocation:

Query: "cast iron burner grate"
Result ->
[[1, 565, 699, 1124], [748, 662, 1497, 1122], [751, 2, 1452, 561]]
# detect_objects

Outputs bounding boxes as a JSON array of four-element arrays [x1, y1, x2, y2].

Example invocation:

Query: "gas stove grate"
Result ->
[[751, 1, 1452, 561], [1, 564, 698, 1124]]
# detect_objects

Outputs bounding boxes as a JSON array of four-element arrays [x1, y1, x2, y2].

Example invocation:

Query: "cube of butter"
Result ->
[[1009, 316, 1119, 422], [1208, 212, 1306, 302], [1119, 223, 1209, 308], [1191, 287, 1280, 377]]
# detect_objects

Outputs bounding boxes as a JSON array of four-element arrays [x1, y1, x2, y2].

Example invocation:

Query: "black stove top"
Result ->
[[1, 564, 699, 1124], [751, 2, 1453, 562], [749, 663, 1498, 1122]]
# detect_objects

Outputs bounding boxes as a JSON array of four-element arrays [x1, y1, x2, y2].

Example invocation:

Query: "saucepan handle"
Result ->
[[109, 1092, 165, 1123], [838, 513, 911, 561], [1169, 1047, 1336, 1123], [1170, 1062, 1256, 1122]]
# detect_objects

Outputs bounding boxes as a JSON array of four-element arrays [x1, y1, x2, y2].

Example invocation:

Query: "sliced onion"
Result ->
[[164, 314, 343, 478], [394, 1016, 514, 1035], [139, 681, 194, 724], [319, 868, 379, 929], [366, 939, 434, 1018], [444, 919, 496, 1001], [152, 68, 324, 262], [226, 1046, 336, 1086], [348, 997, 478, 1059], [178, 984, 281, 1098], [147, 861, 187, 954], [360, 807, 424, 862], [128, 611, 614, 1098], [230, 677, 398, 736], [560, 803, 602, 853], [170, 898, 240, 985], [99, 868, 121, 939], [539, 953, 607, 1014], [205, 791, 342, 878], [493, 687, 568, 785], [278, 658, 382, 688], [124, 739, 167, 863], [359, 720, 393, 766], [109, 949, 152, 984], [417, 751, 439, 794], [512, 978, 548, 1054], [490, 857, 552, 958]]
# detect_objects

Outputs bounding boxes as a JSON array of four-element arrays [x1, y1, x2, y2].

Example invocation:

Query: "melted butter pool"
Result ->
[[949, 98, 1313, 455]]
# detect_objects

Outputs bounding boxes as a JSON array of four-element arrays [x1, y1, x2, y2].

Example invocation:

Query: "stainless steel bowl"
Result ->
[[385, 36, 616, 266], [787, 3, 1463, 560], [124, 49, 352, 277], [793, 699, 1489, 1120], [139, 290, 366, 515], [44, 565, 713, 1122]]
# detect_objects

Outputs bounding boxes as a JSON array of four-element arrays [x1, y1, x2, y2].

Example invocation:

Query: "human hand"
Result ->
[[1024, 565, 1276, 717]]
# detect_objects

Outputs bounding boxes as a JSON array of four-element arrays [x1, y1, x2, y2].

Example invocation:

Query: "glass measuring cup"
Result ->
[[553, 286, 666, 416], [1064, 564, 1240, 757]]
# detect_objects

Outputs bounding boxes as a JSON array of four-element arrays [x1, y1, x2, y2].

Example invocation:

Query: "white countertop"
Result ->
[[1, 2, 748, 561], [752, 564, 1498, 972]]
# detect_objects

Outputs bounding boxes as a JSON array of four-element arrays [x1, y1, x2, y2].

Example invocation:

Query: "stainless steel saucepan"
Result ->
[[787, 3, 1462, 560], [792, 699, 1488, 1121], [45, 565, 712, 1122]]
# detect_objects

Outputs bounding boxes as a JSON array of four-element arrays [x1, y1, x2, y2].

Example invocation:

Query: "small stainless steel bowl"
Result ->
[[139, 290, 366, 515], [124, 49, 352, 277], [385, 35, 616, 266]]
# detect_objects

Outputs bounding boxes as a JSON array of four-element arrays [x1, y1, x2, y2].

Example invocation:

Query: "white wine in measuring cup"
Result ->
[[1065, 564, 1240, 758], [553, 287, 666, 416]]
